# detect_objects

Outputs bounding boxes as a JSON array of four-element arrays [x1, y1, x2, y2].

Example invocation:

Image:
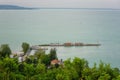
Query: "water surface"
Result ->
[[0, 9, 120, 68]]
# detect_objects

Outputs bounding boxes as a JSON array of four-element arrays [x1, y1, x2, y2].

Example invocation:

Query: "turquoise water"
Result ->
[[0, 9, 120, 68]]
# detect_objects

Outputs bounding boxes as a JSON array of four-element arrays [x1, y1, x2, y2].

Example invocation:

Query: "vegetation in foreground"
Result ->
[[0, 43, 120, 80]]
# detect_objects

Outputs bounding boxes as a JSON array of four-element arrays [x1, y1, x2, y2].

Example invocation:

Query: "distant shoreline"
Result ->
[[0, 5, 120, 10], [0, 5, 36, 10], [36, 8, 120, 10]]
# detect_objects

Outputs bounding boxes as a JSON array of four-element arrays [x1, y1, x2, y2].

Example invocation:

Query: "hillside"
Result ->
[[0, 5, 34, 10]]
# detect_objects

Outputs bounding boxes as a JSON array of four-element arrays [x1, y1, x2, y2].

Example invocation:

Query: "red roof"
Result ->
[[51, 59, 60, 64]]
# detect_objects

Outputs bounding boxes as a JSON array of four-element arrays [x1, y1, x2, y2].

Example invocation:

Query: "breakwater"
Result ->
[[39, 42, 101, 47]]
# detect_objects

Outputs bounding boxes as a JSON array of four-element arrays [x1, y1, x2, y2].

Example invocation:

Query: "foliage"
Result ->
[[0, 56, 120, 80], [22, 42, 30, 54], [0, 44, 120, 80], [35, 49, 50, 66], [0, 44, 11, 58], [49, 48, 57, 61]]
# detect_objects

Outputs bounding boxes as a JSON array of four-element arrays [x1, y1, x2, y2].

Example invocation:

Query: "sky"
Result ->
[[0, 0, 120, 9]]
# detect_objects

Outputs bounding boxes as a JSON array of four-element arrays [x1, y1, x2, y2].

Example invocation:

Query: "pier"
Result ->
[[39, 42, 101, 47]]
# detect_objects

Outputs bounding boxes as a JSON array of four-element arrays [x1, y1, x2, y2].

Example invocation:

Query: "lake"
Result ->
[[0, 9, 120, 68]]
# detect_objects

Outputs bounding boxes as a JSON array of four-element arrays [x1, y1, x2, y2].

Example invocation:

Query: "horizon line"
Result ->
[[36, 7, 120, 10], [0, 4, 120, 10]]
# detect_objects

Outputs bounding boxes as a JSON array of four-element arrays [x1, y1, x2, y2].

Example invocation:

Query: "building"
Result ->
[[74, 42, 84, 46], [64, 42, 73, 46], [51, 59, 63, 65], [51, 59, 61, 65]]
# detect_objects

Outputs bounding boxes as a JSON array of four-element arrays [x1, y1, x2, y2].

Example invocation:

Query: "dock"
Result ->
[[39, 42, 101, 47]]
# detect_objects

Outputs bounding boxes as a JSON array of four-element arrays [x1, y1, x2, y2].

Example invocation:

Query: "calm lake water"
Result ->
[[0, 9, 120, 68]]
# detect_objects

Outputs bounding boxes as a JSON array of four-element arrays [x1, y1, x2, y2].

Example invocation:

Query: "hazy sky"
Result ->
[[0, 0, 120, 9]]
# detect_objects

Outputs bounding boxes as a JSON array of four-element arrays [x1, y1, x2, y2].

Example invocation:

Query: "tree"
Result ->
[[98, 73, 111, 80], [22, 42, 30, 54], [2, 57, 18, 72], [0, 43, 120, 80], [34, 63, 46, 74], [34, 49, 45, 59], [23, 63, 35, 79], [72, 57, 88, 78], [0, 57, 18, 80], [34, 49, 50, 66], [116, 75, 120, 80], [64, 58, 79, 80], [49, 48, 57, 61], [0, 44, 11, 58]]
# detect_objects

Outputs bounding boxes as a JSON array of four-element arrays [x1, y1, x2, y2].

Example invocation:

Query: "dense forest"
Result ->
[[0, 43, 120, 80]]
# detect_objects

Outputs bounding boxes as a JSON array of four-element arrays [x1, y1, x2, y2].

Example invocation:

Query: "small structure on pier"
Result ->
[[74, 42, 84, 46], [64, 42, 73, 46]]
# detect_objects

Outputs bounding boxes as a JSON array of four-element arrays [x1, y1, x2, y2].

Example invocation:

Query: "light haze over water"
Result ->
[[0, 9, 120, 68]]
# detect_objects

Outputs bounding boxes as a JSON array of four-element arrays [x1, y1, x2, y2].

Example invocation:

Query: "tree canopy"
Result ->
[[0, 44, 120, 80], [0, 44, 11, 58], [22, 42, 30, 54], [49, 48, 57, 61]]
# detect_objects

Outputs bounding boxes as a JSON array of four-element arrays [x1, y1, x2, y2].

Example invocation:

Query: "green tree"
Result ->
[[34, 49, 45, 59], [49, 48, 57, 61], [116, 75, 120, 80], [41, 54, 50, 66], [34, 62, 46, 74], [56, 73, 69, 80], [0, 44, 11, 58], [0, 43, 120, 80], [2, 57, 18, 72], [23, 63, 34, 80], [64, 58, 79, 80], [72, 57, 88, 78], [0, 57, 18, 80], [98, 73, 111, 80], [112, 68, 120, 79], [35, 49, 50, 66], [45, 68, 58, 80], [22, 42, 30, 54]]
